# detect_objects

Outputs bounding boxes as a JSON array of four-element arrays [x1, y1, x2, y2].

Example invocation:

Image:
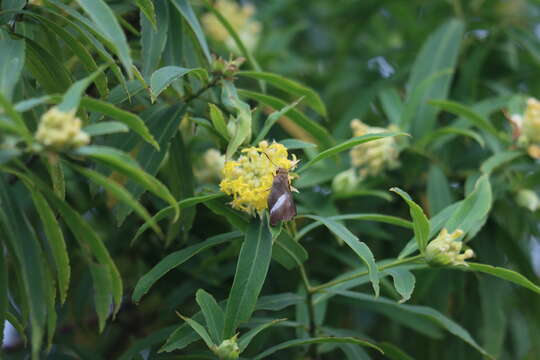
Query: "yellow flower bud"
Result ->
[[425, 228, 474, 267], [212, 335, 240, 360], [521, 98, 540, 143], [349, 119, 400, 180], [332, 168, 360, 194], [35, 107, 90, 150], [219, 141, 297, 215], [194, 148, 226, 183], [516, 189, 540, 212]]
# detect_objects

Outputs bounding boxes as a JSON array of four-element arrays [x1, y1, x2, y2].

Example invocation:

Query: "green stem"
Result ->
[[299, 264, 319, 359], [310, 255, 424, 293]]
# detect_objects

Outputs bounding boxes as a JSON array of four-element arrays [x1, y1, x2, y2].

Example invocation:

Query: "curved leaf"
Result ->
[[390, 188, 430, 253]]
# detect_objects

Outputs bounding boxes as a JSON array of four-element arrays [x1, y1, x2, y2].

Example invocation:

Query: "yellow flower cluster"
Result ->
[[220, 141, 296, 215], [349, 119, 400, 179], [35, 107, 90, 150], [425, 228, 474, 267], [194, 148, 226, 183], [202, 0, 261, 53]]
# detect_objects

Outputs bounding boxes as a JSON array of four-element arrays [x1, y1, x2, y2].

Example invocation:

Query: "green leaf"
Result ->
[[0, 37, 25, 101], [416, 126, 485, 149], [254, 97, 304, 144], [89, 262, 113, 333], [0, 92, 32, 142], [83, 121, 129, 136], [26, 187, 70, 304], [279, 139, 317, 150], [455, 263, 540, 295], [6, 312, 27, 345], [379, 88, 403, 126], [239, 71, 326, 116], [299, 132, 407, 174], [69, 163, 162, 237], [79, 97, 159, 149], [169, 0, 212, 64], [75, 0, 133, 77], [480, 150, 524, 174], [296, 213, 412, 241], [238, 89, 334, 149], [238, 318, 287, 352], [135, 0, 157, 30], [40, 189, 123, 317], [386, 268, 415, 303], [74, 145, 179, 220], [429, 99, 501, 139], [223, 216, 273, 337], [132, 232, 241, 303], [0, 235, 6, 346], [378, 342, 415, 360], [195, 289, 225, 345], [0, 179, 47, 357], [273, 232, 308, 270], [150, 66, 206, 101], [222, 80, 252, 159], [178, 314, 216, 349], [427, 165, 454, 216], [303, 215, 379, 297], [209, 103, 229, 140], [253, 337, 383, 359], [406, 19, 464, 138], [444, 175, 492, 234], [390, 188, 430, 253], [57, 67, 106, 112], [255, 293, 305, 311], [132, 193, 225, 245], [333, 290, 492, 359]]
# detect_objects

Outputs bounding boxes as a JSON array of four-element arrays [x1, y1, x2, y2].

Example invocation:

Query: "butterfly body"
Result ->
[[268, 168, 296, 226]]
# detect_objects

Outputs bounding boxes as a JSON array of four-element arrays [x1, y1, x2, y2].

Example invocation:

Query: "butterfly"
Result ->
[[267, 167, 297, 227]]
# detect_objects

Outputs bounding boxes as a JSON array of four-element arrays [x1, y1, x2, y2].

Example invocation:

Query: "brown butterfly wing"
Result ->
[[268, 172, 296, 226]]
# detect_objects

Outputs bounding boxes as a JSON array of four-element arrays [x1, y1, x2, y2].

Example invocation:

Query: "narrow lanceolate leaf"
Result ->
[[0, 93, 32, 142], [238, 318, 287, 352], [131, 193, 225, 245], [195, 289, 225, 345], [178, 314, 215, 349], [239, 71, 327, 116], [390, 188, 430, 253], [298, 132, 408, 174], [83, 121, 129, 136], [444, 175, 492, 234], [79, 97, 159, 149], [75, 0, 133, 77], [209, 103, 229, 140], [455, 263, 540, 295], [57, 67, 106, 112], [69, 164, 162, 237], [89, 262, 112, 333], [429, 99, 501, 139], [406, 19, 464, 138], [27, 187, 70, 304], [43, 193, 123, 317], [135, 0, 157, 30], [132, 232, 241, 302], [0, 179, 47, 357], [141, 0, 168, 77], [168, 0, 212, 63], [272, 232, 309, 270], [253, 337, 383, 360], [480, 151, 524, 174], [74, 145, 179, 221], [0, 236, 7, 346], [0, 37, 25, 101], [223, 216, 273, 337], [332, 291, 493, 359], [150, 66, 206, 100], [427, 165, 454, 216], [386, 268, 415, 303], [303, 215, 380, 297], [254, 97, 304, 144]]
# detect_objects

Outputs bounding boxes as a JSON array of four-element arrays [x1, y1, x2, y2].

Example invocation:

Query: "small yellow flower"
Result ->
[[35, 107, 90, 150], [219, 141, 297, 215], [194, 148, 226, 183], [521, 97, 540, 143], [425, 228, 474, 267], [202, 0, 261, 53], [349, 119, 400, 179]]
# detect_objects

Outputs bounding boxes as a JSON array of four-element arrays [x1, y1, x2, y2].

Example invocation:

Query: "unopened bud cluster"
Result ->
[[349, 119, 400, 179], [511, 97, 540, 158], [35, 107, 89, 150], [212, 335, 240, 360], [425, 228, 474, 267], [211, 56, 245, 78]]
